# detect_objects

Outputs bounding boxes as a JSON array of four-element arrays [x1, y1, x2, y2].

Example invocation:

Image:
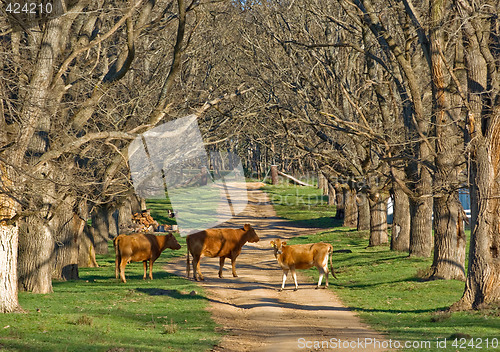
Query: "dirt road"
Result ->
[[168, 183, 390, 352]]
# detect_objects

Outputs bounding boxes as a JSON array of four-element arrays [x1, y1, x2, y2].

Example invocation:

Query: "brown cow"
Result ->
[[114, 232, 181, 283], [186, 224, 260, 281], [270, 239, 336, 291]]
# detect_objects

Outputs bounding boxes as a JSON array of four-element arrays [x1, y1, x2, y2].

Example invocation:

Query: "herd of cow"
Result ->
[[113, 224, 339, 291]]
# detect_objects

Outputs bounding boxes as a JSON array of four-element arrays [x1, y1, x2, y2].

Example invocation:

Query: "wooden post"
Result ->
[[271, 165, 279, 185]]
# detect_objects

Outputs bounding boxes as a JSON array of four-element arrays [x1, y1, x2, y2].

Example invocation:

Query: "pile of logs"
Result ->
[[132, 209, 159, 231], [119, 209, 177, 234]]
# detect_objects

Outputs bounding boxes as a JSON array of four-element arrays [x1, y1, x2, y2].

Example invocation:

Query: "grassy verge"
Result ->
[[0, 240, 218, 352], [263, 183, 500, 352]]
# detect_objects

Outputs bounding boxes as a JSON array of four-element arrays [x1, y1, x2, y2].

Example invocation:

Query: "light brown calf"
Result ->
[[271, 239, 336, 291], [186, 224, 260, 281], [114, 232, 181, 283]]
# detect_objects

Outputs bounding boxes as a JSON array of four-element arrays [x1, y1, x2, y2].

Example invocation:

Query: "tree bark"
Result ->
[[271, 165, 279, 185], [409, 195, 433, 257], [368, 192, 388, 246], [343, 187, 358, 228], [328, 183, 336, 206], [52, 206, 83, 281], [357, 192, 371, 231], [18, 216, 54, 293], [428, 0, 466, 278], [430, 194, 466, 280], [78, 224, 99, 268], [334, 184, 345, 219], [0, 163, 20, 312], [391, 183, 410, 252], [91, 205, 111, 254], [0, 224, 19, 312], [452, 0, 500, 308]]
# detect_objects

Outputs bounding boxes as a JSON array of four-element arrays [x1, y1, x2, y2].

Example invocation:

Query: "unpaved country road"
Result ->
[[167, 182, 390, 352]]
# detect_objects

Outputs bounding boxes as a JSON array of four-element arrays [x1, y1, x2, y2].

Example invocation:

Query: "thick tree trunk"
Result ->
[[430, 194, 466, 280], [368, 192, 388, 246], [409, 195, 433, 257], [91, 205, 111, 254], [328, 183, 336, 206], [118, 199, 133, 233], [453, 133, 500, 309], [451, 0, 500, 309], [391, 184, 410, 251], [0, 163, 20, 312], [52, 207, 83, 281], [343, 187, 358, 228], [78, 224, 99, 268], [427, 0, 466, 281], [18, 215, 54, 293], [356, 192, 370, 231], [0, 224, 19, 312]]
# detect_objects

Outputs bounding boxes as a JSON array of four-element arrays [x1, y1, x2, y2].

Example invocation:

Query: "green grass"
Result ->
[[262, 183, 500, 352], [0, 241, 218, 352]]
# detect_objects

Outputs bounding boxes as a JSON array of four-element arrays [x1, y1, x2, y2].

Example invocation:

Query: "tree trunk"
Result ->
[[343, 187, 358, 228], [427, 0, 466, 281], [78, 224, 99, 268], [334, 184, 345, 219], [452, 1, 500, 308], [452, 134, 500, 309], [430, 194, 466, 280], [357, 192, 370, 231], [368, 192, 388, 246], [91, 205, 111, 254], [408, 195, 433, 257], [52, 206, 83, 281], [0, 224, 19, 312], [18, 215, 54, 293], [391, 184, 410, 252], [0, 163, 20, 312], [328, 183, 336, 206], [118, 200, 133, 234], [271, 165, 279, 185]]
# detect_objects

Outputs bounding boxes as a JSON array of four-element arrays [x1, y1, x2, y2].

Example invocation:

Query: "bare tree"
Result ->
[[451, 0, 500, 310], [0, 0, 194, 310]]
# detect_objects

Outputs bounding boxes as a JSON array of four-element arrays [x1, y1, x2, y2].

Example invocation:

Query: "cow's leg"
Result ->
[[143, 261, 148, 280], [194, 255, 204, 281], [316, 268, 325, 289], [149, 259, 154, 280], [230, 256, 238, 277], [115, 253, 120, 279], [325, 264, 329, 288], [279, 269, 289, 291], [219, 257, 225, 278], [292, 269, 299, 291], [119, 259, 127, 283]]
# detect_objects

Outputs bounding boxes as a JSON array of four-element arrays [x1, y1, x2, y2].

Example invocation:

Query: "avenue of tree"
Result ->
[[0, 0, 498, 313]]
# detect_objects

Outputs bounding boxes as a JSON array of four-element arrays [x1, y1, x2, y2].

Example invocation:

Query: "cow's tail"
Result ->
[[328, 245, 337, 279], [186, 243, 191, 279]]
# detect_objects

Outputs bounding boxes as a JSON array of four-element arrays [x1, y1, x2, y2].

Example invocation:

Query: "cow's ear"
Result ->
[[270, 240, 275, 247], [282, 241, 287, 246], [244, 224, 250, 230]]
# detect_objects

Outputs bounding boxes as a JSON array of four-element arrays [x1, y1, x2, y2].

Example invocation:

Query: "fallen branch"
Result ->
[[277, 170, 313, 187]]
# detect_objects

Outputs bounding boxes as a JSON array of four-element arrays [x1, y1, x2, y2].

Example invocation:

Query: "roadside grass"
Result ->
[[262, 183, 500, 352], [0, 240, 218, 352]]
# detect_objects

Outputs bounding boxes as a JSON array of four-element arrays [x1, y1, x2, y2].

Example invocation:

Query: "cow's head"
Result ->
[[165, 233, 182, 250], [270, 239, 286, 256], [243, 224, 260, 242]]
